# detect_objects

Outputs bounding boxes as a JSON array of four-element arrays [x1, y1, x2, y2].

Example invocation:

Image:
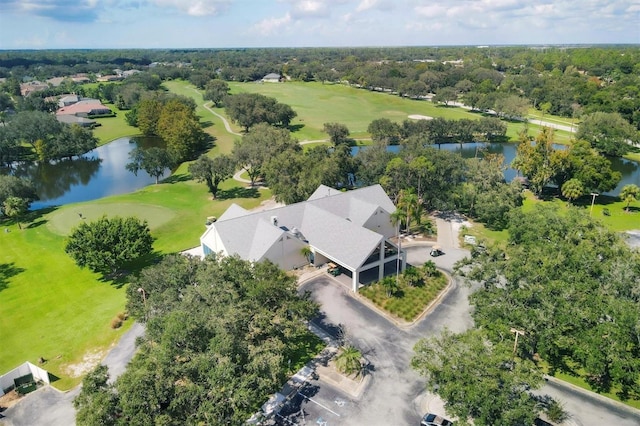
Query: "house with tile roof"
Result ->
[[56, 99, 112, 117], [200, 184, 406, 292]]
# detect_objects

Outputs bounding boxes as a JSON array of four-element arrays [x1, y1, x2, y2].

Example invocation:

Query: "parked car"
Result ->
[[420, 413, 453, 426], [429, 245, 444, 257]]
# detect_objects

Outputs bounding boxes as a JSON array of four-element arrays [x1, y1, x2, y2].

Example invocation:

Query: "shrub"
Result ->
[[110, 317, 123, 329]]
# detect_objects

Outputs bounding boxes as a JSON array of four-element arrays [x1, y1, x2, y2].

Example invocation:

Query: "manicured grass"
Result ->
[[47, 203, 176, 236], [537, 359, 640, 409], [92, 108, 140, 145], [228, 81, 501, 142], [0, 174, 272, 389], [0, 215, 132, 390], [360, 272, 448, 322]]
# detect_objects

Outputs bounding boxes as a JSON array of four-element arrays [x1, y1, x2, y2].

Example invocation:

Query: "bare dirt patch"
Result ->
[[251, 197, 285, 212], [63, 350, 105, 378], [0, 390, 22, 409]]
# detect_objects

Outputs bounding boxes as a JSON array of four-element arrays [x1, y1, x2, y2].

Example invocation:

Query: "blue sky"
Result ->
[[0, 0, 638, 49]]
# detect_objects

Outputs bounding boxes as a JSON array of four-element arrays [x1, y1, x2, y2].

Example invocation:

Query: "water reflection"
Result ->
[[352, 142, 638, 196], [6, 137, 168, 210], [14, 157, 102, 201]]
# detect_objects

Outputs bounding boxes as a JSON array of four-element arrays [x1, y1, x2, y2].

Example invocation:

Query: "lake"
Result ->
[[11, 137, 169, 210], [352, 142, 640, 196]]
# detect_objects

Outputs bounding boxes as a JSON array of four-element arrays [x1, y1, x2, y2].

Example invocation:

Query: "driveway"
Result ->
[[293, 244, 640, 425], [293, 245, 474, 425], [1, 323, 144, 426]]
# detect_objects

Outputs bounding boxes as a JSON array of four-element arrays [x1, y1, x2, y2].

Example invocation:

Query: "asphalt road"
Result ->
[[1, 323, 144, 426], [290, 244, 640, 426]]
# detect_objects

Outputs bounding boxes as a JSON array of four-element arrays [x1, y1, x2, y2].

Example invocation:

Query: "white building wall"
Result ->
[[0, 362, 50, 395], [363, 210, 395, 239], [200, 227, 228, 257], [261, 235, 308, 270]]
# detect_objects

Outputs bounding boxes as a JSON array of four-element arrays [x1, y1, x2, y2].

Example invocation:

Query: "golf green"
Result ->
[[47, 203, 176, 236]]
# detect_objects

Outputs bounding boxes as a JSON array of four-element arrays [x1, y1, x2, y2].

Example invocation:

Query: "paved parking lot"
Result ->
[[289, 245, 474, 426]]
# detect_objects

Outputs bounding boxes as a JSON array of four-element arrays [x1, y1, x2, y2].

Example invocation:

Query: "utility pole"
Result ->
[[590, 192, 599, 216], [510, 327, 525, 355]]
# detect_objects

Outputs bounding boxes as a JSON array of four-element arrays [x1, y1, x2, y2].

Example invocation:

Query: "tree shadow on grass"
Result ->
[[288, 123, 305, 133], [0, 262, 26, 293], [217, 186, 260, 200], [100, 251, 165, 288], [162, 173, 191, 184]]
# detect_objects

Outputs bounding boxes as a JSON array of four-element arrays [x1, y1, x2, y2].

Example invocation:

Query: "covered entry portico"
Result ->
[[312, 239, 406, 292]]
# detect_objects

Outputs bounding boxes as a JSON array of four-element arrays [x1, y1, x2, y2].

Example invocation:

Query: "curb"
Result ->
[[544, 375, 640, 418]]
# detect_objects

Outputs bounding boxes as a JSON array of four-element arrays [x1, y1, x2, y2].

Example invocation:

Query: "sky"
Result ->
[[0, 0, 638, 49]]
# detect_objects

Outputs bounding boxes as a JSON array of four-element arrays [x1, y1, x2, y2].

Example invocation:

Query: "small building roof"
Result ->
[[56, 99, 111, 116]]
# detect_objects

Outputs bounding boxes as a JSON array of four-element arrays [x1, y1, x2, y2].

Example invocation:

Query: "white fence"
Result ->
[[0, 362, 51, 396]]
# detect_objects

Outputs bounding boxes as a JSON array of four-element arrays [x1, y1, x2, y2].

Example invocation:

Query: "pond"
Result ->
[[352, 142, 640, 196], [11, 137, 170, 210]]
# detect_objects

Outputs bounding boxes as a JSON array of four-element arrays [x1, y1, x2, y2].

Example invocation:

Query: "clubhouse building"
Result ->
[[200, 184, 406, 292]]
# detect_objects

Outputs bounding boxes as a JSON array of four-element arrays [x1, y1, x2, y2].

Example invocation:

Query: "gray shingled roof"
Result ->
[[202, 184, 395, 270]]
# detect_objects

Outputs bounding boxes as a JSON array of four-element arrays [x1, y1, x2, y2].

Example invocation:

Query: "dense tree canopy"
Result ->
[[232, 123, 299, 186], [188, 154, 235, 199], [156, 99, 207, 162], [65, 216, 154, 274], [225, 93, 297, 131], [512, 128, 620, 196], [0, 175, 37, 215], [203, 79, 230, 107], [576, 112, 639, 156], [76, 255, 319, 425], [412, 329, 544, 426], [455, 205, 640, 397]]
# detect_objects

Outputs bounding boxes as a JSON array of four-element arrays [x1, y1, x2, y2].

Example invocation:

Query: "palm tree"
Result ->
[[620, 184, 640, 212], [422, 260, 438, 278], [300, 246, 312, 264], [381, 276, 398, 297], [402, 266, 423, 287], [335, 346, 364, 377], [397, 189, 420, 233], [390, 209, 405, 287], [561, 178, 584, 205]]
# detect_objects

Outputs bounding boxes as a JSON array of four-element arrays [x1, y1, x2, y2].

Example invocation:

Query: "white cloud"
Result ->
[[152, 0, 231, 16], [290, 0, 330, 17], [252, 12, 293, 35]]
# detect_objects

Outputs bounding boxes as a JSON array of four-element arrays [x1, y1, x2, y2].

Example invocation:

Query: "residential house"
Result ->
[[200, 184, 406, 292], [261, 73, 282, 83], [19, 81, 48, 97], [56, 99, 112, 117]]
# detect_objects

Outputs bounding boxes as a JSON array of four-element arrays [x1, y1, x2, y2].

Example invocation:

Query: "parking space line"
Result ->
[[300, 393, 341, 417]]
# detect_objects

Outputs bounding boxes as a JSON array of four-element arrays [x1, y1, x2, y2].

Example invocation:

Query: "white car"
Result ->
[[420, 413, 454, 426]]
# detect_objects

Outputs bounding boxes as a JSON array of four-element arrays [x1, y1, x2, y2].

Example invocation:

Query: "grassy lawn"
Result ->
[[229, 81, 503, 142], [360, 271, 448, 322], [0, 215, 131, 390], [161, 80, 240, 155], [0, 173, 272, 389], [92, 108, 141, 145]]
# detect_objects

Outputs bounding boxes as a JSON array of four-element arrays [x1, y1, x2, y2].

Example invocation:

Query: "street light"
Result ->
[[137, 287, 147, 321], [590, 192, 599, 216], [510, 327, 525, 356]]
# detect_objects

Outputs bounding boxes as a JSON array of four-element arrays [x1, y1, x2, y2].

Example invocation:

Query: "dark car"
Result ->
[[420, 413, 454, 426], [429, 245, 444, 257]]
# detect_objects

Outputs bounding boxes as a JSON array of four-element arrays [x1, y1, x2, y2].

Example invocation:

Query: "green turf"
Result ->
[[0, 217, 132, 390], [0, 173, 272, 389], [47, 203, 176, 236], [91, 107, 141, 145]]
